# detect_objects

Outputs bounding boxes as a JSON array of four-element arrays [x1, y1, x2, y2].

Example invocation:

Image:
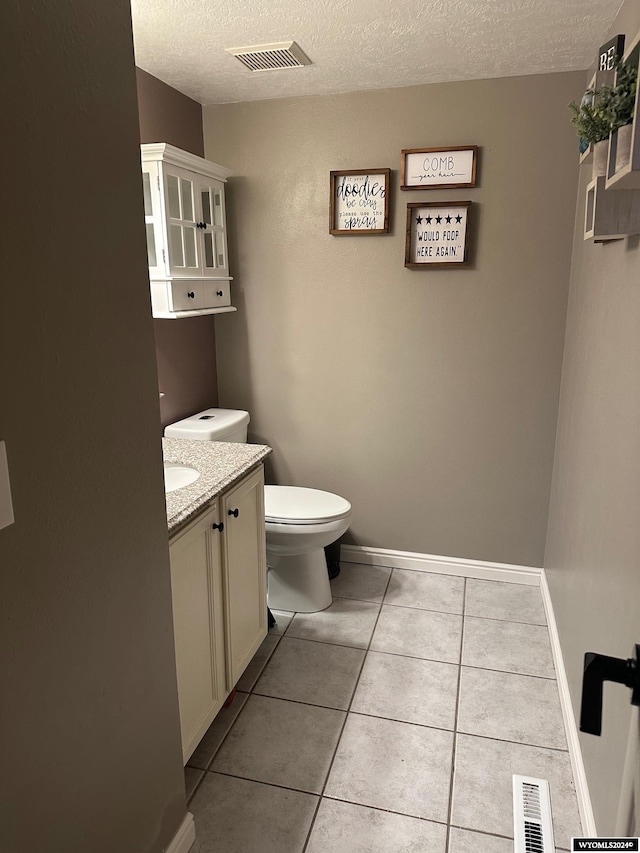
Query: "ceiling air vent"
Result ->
[[225, 41, 311, 72]]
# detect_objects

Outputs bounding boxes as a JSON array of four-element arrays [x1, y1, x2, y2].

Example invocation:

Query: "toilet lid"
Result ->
[[264, 486, 351, 524]]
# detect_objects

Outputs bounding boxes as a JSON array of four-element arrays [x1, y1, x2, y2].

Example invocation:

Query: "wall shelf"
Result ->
[[584, 176, 640, 241], [605, 31, 640, 189]]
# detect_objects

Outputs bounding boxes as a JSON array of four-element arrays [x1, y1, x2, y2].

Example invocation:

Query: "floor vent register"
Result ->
[[513, 775, 556, 853]]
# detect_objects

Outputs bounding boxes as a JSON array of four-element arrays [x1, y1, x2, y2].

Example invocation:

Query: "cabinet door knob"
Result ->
[[216, 290, 223, 297], [187, 291, 195, 299], [228, 508, 239, 518], [212, 522, 224, 532], [196, 221, 208, 230]]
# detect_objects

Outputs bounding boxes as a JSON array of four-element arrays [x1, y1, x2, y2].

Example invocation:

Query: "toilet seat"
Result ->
[[264, 486, 351, 525]]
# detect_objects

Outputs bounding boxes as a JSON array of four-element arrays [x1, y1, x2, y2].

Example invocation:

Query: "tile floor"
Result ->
[[184, 562, 581, 852]]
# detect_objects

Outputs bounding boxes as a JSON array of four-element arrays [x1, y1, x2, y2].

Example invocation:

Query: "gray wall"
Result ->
[[204, 71, 583, 567], [1, 4, 186, 851], [136, 68, 220, 428], [545, 1, 640, 833]]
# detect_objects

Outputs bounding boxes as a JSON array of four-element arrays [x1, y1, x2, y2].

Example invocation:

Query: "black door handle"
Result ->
[[228, 508, 239, 518], [212, 522, 224, 532], [580, 644, 640, 735]]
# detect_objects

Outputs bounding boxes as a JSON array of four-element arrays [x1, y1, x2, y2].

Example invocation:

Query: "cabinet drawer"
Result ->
[[203, 281, 231, 309], [170, 281, 204, 312]]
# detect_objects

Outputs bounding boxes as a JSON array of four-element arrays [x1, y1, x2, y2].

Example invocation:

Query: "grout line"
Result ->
[[379, 601, 465, 617], [445, 576, 466, 853], [269, 633, 375, 652], [299, 566, 394, 852], [463, 611, 548, 628], [460, 661, 557, 681]]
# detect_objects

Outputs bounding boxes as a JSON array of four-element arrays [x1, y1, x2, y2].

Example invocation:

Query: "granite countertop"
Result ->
[[163, 438, 271, 536]]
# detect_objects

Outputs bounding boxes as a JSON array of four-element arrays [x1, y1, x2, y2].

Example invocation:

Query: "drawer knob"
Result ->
[[228, 508, 239, 518], [216, 290, 223, 297], [212, 522, 224, 532], [187, 291, 195, 299]]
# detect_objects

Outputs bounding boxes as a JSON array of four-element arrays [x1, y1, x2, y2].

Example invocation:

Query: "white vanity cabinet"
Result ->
[[169, 465, 267, 764], [141, 142, 236, 319]]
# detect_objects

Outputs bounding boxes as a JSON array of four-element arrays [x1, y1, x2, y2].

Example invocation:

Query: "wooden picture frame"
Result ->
[[329, 169, 390, 235], [401, 146, 477, 190], [405, 201, 472, 269]]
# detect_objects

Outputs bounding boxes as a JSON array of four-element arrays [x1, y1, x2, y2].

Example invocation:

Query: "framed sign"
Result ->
[[598, 34, 625, 74], [405, 201, 471, 269], [330, 169, 390, 235], [401, 146, 477, 190]]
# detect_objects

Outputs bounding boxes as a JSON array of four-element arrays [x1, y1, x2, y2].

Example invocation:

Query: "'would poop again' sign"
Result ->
[[406, 203, 470, 267]]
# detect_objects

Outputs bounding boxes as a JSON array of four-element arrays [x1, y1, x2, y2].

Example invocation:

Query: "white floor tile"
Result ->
[[307, 798, 447, 853], [371, 605, 463, 663], [330, 562, 392, 603], [211, 694, 345, 794], [287, 597, 381, 649], [448, 827, 513, 853], [351, 651, 458, 729], [254, 636, 365, 709], [457, 667, 566, 749], [462, 616, 555, 677], [384, 569, 465, 614], [325, 713, 454, 821], [465, 579, 546, 625], [190, 773, 317, 853]]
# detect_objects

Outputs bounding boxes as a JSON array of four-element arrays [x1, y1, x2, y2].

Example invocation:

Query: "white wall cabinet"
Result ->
[[169, 466, 267, 763], [141, 143, 236, 319]]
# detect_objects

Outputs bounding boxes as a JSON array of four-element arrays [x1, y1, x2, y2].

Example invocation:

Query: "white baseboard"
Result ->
[[166, 812, 195, 853], [540, 571, 596, 837], [340, 544, 542, 586]]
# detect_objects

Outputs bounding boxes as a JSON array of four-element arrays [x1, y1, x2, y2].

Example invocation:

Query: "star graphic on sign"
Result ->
[[425, 215, 433, 224], [435, 215, 442, 224], [455, 214, 463, 223], [445, 215, 452, 224], [416, 215, 423, 224]]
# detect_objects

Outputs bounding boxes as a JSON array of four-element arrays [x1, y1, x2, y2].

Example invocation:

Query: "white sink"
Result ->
[[164, 463, 200, 493]]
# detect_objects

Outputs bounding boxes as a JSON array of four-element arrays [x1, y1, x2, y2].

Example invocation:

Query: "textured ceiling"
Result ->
[[130, 0, 623, 105]]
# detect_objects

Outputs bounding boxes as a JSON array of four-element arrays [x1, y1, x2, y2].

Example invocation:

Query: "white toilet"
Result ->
[[164, 408, 352, 613]]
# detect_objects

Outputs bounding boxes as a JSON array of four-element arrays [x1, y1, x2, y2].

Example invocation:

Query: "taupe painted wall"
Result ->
[[204, 72, 582, 566], [136, 68, 219, 428], [2, 5, 185, 851], [545, 1, 640, 833]]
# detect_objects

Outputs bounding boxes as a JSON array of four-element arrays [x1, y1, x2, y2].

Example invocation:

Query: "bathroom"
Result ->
[[3, 0, 640, 851]]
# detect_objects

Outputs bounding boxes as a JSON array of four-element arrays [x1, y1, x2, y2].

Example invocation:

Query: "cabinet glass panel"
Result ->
[[181, 179, 194, 222], [170, 225, 184, 267], [204, 232, 214, 269], [146, 223, 157, 266], [201, 190, 212, 226], [215, 232, 225, 268], [168, 175, 181, 219], [142, 172, 153, 216], [184, 227, 197, 268], [213, 190, 223, 227]]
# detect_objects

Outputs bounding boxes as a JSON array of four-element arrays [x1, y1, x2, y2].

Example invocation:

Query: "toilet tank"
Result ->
[[164, 408, 250, 443]]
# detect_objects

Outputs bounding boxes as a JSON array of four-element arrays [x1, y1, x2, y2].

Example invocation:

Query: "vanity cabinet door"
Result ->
[[169, 503, 226, 764], [220, 466, 268, 688]]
